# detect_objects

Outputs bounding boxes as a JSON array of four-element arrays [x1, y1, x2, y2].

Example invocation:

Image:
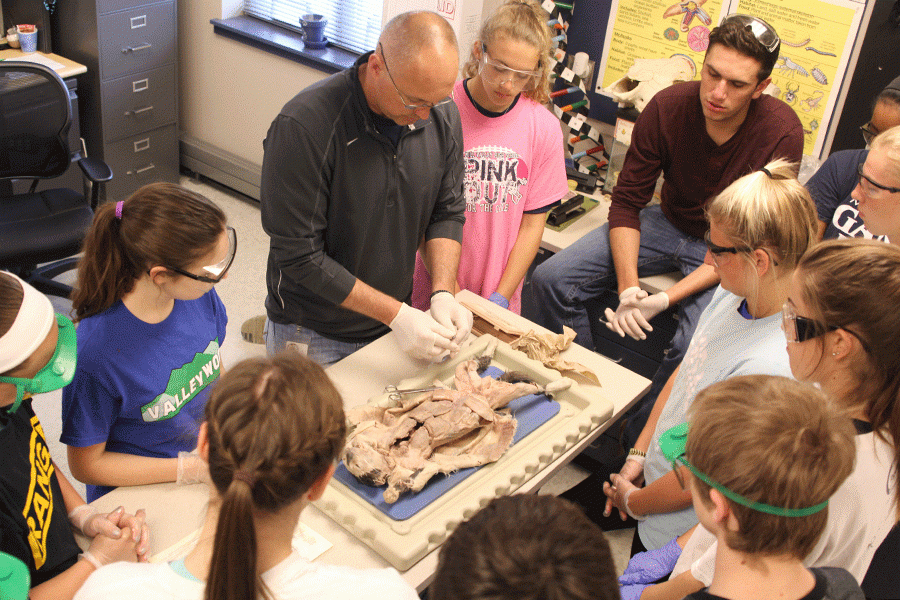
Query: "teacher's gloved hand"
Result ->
[[429, 291, 474, 346], [605, 288, 669, 341], [390, 303, 457, 360]]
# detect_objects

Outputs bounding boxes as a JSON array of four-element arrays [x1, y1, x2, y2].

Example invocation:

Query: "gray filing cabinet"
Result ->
[[52, 0, 179, 202]]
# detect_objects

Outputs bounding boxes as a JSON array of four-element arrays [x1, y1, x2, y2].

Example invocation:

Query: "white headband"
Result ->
[[0, 272, 55, 373]]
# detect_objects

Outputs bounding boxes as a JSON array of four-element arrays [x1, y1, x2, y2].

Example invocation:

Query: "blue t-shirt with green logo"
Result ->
[[61, 289, 227, 501]]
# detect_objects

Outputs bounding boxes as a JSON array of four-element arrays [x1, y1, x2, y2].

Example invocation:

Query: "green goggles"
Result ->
[[0, 313, 77, 415], [660, 422, 828, 517]]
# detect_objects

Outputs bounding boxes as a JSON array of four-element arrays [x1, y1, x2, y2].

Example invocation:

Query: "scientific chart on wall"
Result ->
[[724, 0, 864, 156], [597, 0, 866, 158], [596, 0, 728, 91]]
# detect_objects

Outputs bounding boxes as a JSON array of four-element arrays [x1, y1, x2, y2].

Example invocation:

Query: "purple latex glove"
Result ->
[[488, 292, 509, 309], [618, 537, 683, 585], [619, 582, 649, 600]]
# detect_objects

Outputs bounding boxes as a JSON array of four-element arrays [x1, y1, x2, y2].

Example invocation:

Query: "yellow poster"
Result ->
[[597, 0, 727, 90], [733, 0, 859, 155]]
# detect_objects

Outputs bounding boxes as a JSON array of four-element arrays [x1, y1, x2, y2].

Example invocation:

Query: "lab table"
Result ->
[[82, 291, 649, 591]]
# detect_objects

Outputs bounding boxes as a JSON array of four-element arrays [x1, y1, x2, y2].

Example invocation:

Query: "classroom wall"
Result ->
[[177, 0, 505, 189], [178, 0, 328, 169]]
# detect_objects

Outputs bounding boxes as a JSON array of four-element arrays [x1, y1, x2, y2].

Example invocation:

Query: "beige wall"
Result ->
[[178, 0, 329, 168], [177, 0, 503, 169]]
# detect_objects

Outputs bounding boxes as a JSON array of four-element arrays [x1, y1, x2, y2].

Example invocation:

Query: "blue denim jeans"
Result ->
[[264, 319, 370, 368], [528, 205, 716, 444]]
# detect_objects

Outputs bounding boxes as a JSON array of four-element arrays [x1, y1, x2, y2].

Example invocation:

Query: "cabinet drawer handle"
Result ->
[[125, 106, 154, 116], [127, 163, 156, 175], [133, 138, 151, 152], [130, 15, 147, 29], [122, 43, 152, 54], [132, 79, 149, 92]]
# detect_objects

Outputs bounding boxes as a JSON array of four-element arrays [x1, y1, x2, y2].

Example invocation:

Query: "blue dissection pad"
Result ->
[[333, 366, 561, 521]]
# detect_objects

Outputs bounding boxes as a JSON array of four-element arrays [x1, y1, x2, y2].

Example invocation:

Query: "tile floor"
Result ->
[[32, 173, 635, 574]]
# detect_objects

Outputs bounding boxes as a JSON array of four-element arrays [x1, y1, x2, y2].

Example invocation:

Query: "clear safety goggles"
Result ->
[[165, 226, 237, 284], [660, 422, 828, 517], [0, 313, 77, 415], [722, 14, 780, 54], [479, 44, 542, 90]]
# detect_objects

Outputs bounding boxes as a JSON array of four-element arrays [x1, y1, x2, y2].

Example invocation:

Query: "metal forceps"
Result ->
[[385, 384, 443, 402]]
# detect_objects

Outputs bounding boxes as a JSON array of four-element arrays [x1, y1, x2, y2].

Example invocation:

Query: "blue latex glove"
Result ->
[[618, 537, 683, 585], [488, 292, 509, 309], [619, 582, 649, 600]]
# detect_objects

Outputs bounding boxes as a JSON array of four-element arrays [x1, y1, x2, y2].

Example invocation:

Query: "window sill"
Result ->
[[211, 15, 359, 74]]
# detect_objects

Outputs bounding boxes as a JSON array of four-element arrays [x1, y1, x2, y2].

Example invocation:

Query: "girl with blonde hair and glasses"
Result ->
[[574, 159, 817, 558], [413, 0, 568, 314], [807, 77, 900, 242], [850, 125, 900, 241], [75, 353, 419, 600]]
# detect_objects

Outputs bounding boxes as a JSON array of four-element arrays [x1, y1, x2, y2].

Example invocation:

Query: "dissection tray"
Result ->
[[316, 334, 614, 571]]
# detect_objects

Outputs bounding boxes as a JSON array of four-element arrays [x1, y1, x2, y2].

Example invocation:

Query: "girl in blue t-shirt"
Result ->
[[62, 182, 233, 501]]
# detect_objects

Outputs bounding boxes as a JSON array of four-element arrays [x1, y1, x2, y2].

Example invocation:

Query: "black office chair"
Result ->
[[0, 61, 112, 297]]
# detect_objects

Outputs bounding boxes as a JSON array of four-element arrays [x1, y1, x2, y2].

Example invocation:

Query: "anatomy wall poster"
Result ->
[[728, 0, 864, 155], [596, 0, 866, 157], [596, 0, 727, 92]]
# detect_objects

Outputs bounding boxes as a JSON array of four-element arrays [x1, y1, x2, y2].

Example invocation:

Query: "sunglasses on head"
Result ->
[[722, 14, 780, 54]]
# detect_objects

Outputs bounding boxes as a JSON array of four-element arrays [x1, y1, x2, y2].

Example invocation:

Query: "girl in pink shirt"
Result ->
[[413, 0, 568, 314]]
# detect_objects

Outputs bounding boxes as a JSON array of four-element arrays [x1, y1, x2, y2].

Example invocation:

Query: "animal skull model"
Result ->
[[605, 55, 696, 112]]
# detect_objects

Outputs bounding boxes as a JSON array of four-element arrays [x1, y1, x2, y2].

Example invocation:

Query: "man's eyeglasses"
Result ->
[[479, 44, 541, 90], [165, 226, 237, 284], [378, 43, 452, 111], [860, 123, 879, 147], [704, 231, 751, 256], [781, 301, 871, 352], [722, 14, 780, 54], [857, 162, 900, 195]]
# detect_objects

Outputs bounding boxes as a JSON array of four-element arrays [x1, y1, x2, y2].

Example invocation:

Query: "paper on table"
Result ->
[[3, 53, 65, 71], [460, 298, 600, 384], [150, 520, 333, 563]]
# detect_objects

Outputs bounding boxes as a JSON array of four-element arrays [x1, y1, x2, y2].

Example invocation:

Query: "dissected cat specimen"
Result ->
[[343, 342, 571, 503]]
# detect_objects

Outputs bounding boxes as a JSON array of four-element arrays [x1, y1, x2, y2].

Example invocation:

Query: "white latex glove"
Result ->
[[603, 456, 646, 519], [428, 291, 473, 346], [177, 451, 210, 485], [82, 525, 139, 569], [605, 289, 669, 341], [390, 303, 457, 360], [69, 504, 150, 559], [69, 504, 115, 538]]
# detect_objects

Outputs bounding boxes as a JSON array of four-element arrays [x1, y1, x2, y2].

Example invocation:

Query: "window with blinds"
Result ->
[[244, 0, 383, 55]]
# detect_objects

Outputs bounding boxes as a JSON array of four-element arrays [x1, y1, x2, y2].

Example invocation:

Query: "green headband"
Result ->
[[660, 422, 828, 518]]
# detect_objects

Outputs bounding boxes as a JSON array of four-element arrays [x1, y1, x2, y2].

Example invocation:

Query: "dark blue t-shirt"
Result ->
[[61, 289, 227, 500]]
